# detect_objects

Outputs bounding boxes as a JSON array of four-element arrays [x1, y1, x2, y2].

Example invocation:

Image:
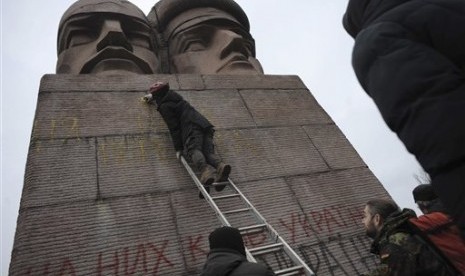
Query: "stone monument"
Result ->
[[57, 0, 159, 74], [148, 0, 263, 74], [9, 0, 391, 275]]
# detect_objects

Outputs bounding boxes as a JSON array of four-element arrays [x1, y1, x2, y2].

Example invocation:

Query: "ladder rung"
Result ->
[[249, 243, 283, 256], [211, 194, 241, 200], [213, 181, 229, 185], [274, 266, 304, 276], [223, 208, 250, 215], [238, 224, 267, 234]]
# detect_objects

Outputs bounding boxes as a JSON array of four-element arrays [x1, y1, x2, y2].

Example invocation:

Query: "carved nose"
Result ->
[[97, 31, 133, 52], [96, 20, 133, 52], [219, 31, 249, 59]]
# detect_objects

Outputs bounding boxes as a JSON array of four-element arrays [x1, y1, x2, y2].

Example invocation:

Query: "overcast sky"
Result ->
[[1, 0, 424, 273]]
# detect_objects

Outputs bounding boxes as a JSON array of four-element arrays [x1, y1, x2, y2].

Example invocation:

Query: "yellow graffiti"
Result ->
[[139, 138, 147, 162], [70, 118, 81, 140], [99, 142, 107, 164], [137, 115, 144, 131], [35, 140, 41, 154], [50, 119, 56, 138]]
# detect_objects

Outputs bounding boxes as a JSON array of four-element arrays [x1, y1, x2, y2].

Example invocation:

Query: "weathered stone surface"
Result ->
[[240, 89, 332, 127], [170, 189, 219, 272], [21, 138, 97, 208], [40, 74, 179, 92], [14, 74, 389, 276], [203, 75, 307, 89], [11, 195, 184, 275], [182, 89, 256, 129], [176, 74, 205, 90], [215, 127, 329, 182], [304, 124, 366, 169], [33, 91, 167, 139], [288, 168, 388, 238], [97, 134, 192, 198]]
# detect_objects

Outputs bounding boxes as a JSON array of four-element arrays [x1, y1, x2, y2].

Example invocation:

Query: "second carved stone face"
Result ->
[[57, 0, 159, 74], [167, 9, 263, 74]]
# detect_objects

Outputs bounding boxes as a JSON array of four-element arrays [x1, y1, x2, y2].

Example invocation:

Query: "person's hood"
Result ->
[[343, 0, 410, 37], [201, 249, 246, 276], [370, 208, 417, 254]]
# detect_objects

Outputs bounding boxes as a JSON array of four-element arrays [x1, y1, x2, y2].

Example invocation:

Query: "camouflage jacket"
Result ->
[[364, 209, 455, 276]]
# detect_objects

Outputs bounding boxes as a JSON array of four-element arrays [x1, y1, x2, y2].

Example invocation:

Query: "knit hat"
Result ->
[[209, 226, 246, 256], [412, 184, 438, 202], [149, 81, 169, 94]]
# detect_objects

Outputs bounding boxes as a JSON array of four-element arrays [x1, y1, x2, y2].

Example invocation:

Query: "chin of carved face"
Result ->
[[88, 59, 144, 74]]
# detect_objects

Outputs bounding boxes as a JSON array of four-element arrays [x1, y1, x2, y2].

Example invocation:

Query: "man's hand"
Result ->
[[176, 151, 182, 160], [142, 93, 153, 103]]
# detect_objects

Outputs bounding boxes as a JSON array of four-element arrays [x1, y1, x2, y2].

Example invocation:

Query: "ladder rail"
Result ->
[[180, 156, 315, 275], [228, 179, 314, 275], [179, 156, 257, 263]]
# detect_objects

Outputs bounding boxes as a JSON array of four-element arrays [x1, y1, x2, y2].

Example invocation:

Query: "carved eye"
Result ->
[[127, 33, 151, 49], [67, 30, 97, 48], [183, 40, 206, 52]]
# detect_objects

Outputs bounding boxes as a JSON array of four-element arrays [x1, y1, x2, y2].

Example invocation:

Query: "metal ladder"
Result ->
[[179, 156, 315, 276]]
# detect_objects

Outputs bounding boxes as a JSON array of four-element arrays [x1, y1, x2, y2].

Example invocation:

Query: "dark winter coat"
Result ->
[[154, 90, 213, 151], [343, 0, 465, 233], [200, 249, 276, 276], [366, 209, 454, 275]]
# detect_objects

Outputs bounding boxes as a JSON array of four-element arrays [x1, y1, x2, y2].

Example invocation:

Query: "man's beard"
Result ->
[[365, 223, 378, 239]]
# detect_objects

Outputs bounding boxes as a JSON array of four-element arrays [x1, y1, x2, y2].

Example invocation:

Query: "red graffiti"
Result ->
[[279, 213, 299, 244], [123, 244, 148, 274], [96, 241, 173, 275], [96, 251, 119, 275], [147, 241, 174, 273], [58, 258, 76, 276], [186, 235, 208, 262], [243, 232, 267, 247], [279, 204, 363, 241]]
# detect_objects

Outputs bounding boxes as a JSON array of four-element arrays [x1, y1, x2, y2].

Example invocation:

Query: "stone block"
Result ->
[[33, 91, 167, 139], [240, 89, 332, 127], [170, 189, 219, 271], [303, 124, 366, 170], [97, 134, 192, 198], [288, 168, 389, 238], [181, 89, 256, 129], [21, 138, 97, 208], [203, 75, 307, 90], [215, 127, 329, 182], [11, 195, 184, 275], [40, 74, 179, 92], [176, 74, 205, 90]]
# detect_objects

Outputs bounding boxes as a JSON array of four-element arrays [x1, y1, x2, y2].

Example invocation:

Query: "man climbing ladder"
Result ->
[[144, 81, 231, 196]]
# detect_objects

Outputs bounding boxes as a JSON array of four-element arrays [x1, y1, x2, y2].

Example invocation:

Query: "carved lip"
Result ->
[[80, 47, 153, 74], [218, 54, 253, 71]]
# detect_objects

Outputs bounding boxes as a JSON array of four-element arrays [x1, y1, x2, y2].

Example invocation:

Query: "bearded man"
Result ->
[[361, 199, 454, 275]]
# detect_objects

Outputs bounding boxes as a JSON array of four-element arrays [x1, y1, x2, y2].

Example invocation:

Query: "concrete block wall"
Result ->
[[10, 74, 390, 275]]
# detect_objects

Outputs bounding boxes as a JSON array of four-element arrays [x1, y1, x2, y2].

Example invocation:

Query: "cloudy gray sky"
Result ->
[[1, 0, 423, 273]]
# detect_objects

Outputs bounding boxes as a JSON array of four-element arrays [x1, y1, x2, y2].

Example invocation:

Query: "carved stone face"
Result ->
[[57, 0, 158, 74], [166, 9, 263, 74]]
